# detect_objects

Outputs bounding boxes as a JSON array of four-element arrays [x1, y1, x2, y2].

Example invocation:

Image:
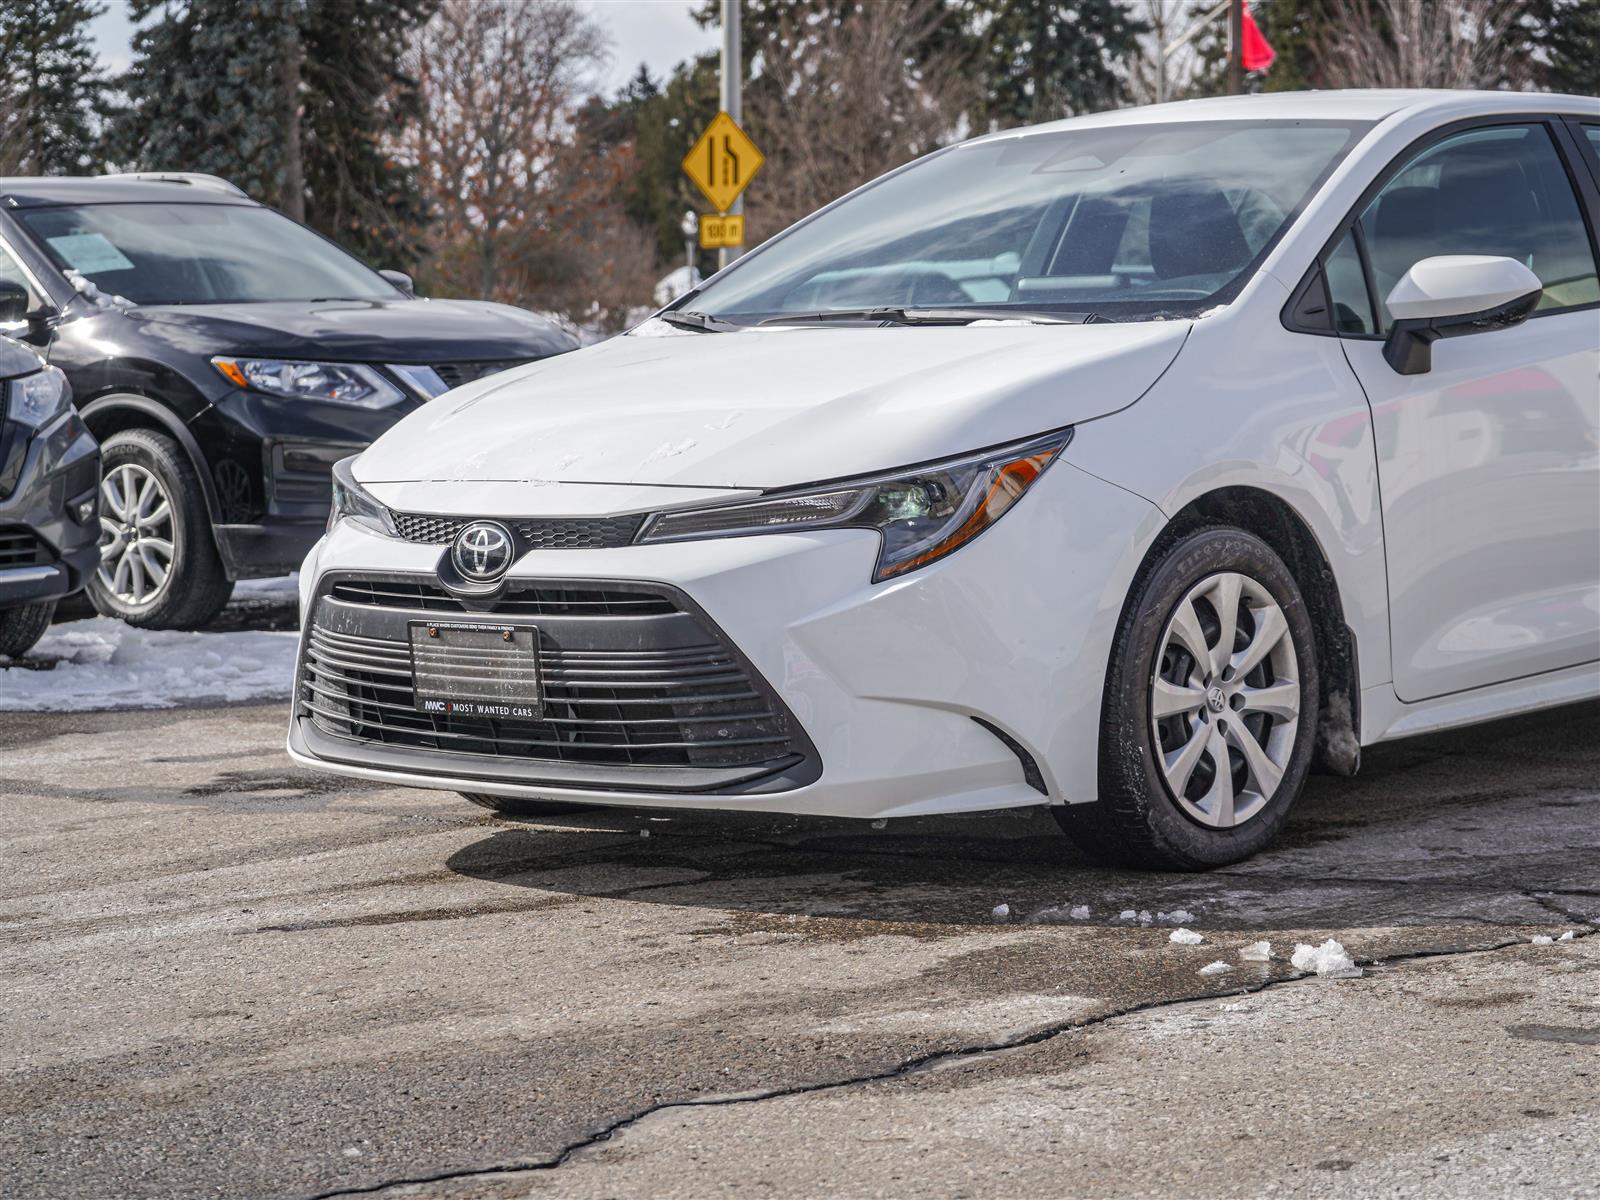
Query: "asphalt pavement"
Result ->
[[1, 607, 1596, 1199]]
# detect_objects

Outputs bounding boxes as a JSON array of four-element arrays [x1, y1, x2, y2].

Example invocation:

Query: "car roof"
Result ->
[[0, 176, 259, 208], [970, 89, 1600, 143]]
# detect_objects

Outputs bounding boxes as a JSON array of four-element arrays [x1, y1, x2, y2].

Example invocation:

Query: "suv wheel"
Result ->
[[88, 429, 234, 630], [1055, 526, 1319, 870], [0, 600, 55, 659]]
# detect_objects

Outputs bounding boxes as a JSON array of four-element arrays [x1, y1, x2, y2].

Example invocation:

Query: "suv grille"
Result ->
[[391, 511, 644, 551], [0, 527, 47, 567], [432, 360, 531, 389], [298, 578, 803, 772]]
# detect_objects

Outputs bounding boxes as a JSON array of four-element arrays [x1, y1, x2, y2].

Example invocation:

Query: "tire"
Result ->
[[88, 429, 234, 630], [460, 793, 600, 818], [0, 600, 55, 659], [1055, 526, 1320, 871]]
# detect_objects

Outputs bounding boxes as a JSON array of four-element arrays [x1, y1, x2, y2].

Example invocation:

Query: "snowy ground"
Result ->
[[0, 576, 300, 713]]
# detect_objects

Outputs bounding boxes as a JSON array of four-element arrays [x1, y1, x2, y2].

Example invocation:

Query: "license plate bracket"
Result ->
[[409, 621, 542, 721]]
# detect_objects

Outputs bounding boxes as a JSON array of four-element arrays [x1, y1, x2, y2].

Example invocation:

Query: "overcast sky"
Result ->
[[90, 0, 719, 96]]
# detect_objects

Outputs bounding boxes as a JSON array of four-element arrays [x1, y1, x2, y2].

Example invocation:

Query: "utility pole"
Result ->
[[1228, 0, 1244, 95], [719, 0, 742, 270]]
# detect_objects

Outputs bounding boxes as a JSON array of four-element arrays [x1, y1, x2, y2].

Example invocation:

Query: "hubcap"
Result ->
[[97, 463, 176, 607], [1149, 571, 1300, 829]]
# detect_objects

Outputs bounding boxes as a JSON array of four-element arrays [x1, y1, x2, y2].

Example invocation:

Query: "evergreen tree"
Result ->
[[956, 0, 1148, 126], [113, 0, 434, 265], [1532, 0, 1600, 96], [0, 0, 107, 173]]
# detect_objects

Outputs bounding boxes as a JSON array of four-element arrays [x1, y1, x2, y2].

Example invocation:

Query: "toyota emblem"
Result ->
[[450, 520, 515, 582]]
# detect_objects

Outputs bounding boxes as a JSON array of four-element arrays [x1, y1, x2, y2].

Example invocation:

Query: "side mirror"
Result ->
[[379, 269, 416, 297], [1382, 255, 1542, 376], [0, 280, 27, 324]]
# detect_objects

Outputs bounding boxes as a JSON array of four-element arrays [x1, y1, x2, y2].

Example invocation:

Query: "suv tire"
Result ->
[[0, 600, 55, 659], [88, 429, 234, 630], [1055, 526, 1319, 871]]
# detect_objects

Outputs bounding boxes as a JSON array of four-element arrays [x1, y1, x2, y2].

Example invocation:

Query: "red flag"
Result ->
[[1242, 5, 1276, 73]]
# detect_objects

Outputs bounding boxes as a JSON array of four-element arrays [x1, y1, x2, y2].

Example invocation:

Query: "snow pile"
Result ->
[[1291, 939, 1363, 978], [1239, 940, 1273, 962], [1169, 928, 1204, 946], [1070, 905, 1091, 920], [1198, 961, 1233, 976], [0, 618, 299, 712], [991, 904, 1011, 922]]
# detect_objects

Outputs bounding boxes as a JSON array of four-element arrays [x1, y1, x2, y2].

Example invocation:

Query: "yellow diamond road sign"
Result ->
[[683, 111, 764, 214]]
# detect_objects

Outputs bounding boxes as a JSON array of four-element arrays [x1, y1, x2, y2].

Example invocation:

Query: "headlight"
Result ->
[[213, 357, 405, 409], [329, 456, 397, 536], [6, 366, 70, 430], [638, 429, 1071, 581]]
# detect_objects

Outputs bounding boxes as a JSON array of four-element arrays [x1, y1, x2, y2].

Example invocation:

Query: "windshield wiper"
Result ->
[[656, 309, 742, 333], [757, 307, 1097, 327]]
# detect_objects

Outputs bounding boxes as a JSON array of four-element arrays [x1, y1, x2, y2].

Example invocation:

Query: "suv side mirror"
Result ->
[[1383, 255, 1542, 376], [0, 280, 27, 324], [379, 269, 416, 297]]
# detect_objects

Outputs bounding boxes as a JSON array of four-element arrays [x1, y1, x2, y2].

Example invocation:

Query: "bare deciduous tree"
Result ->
[[742, 0, 975, 241], [1314, 0, 1535, 90], [409, 0, 609, 301]]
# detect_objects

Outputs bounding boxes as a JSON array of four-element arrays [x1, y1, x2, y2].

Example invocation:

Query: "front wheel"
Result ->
[[1056, 526, 1319, 871], [88, 429, 234, 630]]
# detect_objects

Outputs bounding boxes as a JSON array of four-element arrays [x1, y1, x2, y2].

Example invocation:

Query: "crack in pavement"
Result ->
[[296, 921, 1597, 1200]]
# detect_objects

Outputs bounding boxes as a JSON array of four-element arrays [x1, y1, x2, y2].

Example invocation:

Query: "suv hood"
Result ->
[[127, 297, 578, 363], [355, 322, 1191, 491]]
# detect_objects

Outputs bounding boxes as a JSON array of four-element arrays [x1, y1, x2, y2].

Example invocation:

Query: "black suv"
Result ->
[[0, 328, 99, 658], [0, 173, 578, 629]]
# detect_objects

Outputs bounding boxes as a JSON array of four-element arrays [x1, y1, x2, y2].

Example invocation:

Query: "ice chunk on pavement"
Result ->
[[1531, 934, 1554, 945], [1198, 961, 1233, 976], [1239, 940, 1272, 962], [1291, 939, 1362, 977], [870, 819, 887, 829], [1119, 910, 1138, 921], [1070, 905, 1091, 920], [639, 830, 650, 839], [992, 904, 1011, 922], [1157, 909, 1196, 924], [1558, 931, 1576, 942], [1169, 928, 1204, 945]]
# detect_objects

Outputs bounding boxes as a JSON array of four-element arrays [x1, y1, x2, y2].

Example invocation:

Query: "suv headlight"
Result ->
[[638, 429, 1071, 581], [329, 456, 397, 536], [7, 366, 70, 430], [213, 357, 404, 409]]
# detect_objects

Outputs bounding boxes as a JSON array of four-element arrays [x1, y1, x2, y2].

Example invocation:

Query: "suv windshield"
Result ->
[[16, 202, 399, 306], [688, 120, 1369, 324]]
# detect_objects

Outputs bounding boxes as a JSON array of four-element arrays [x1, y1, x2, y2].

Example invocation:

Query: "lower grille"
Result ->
[[0, 528, 47, 568], [298, 576, 809, 777], [390, 511, 644, 551]]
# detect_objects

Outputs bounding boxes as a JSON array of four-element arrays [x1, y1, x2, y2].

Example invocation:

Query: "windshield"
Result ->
[[16, 202, 399, 305], [687, 120, 1369, 324]]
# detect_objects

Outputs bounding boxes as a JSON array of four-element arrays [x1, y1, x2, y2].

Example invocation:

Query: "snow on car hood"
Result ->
[[353, 322, 1191, 491]]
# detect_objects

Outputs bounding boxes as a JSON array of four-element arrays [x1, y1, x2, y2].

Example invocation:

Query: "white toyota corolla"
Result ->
[[290, 90, 1600, 869]]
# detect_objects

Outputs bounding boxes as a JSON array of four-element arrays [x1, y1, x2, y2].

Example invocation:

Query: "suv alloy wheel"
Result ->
[[87, 429, 234, 629]]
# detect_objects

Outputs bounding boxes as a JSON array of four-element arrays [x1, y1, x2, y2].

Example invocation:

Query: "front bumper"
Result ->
[[287, 459, 1161, 818], [0, 410, 100, 609]]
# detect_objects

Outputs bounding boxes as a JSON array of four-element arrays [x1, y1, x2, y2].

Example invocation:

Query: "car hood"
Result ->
[[125, 297, 578, 363], [354, 321, 1191, 491]]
